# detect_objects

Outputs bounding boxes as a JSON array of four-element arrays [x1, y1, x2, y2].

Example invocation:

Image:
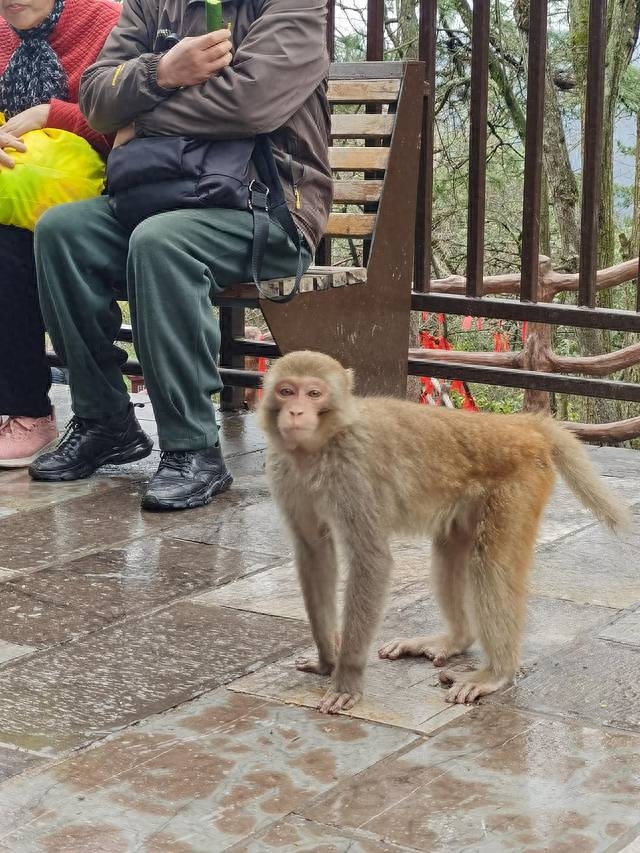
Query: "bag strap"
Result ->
[[248, 135, 305, 304]]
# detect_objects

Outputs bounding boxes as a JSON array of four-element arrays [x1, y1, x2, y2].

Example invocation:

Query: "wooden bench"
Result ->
[[48, 62, 425, 403], [216, 60, 425, 405]]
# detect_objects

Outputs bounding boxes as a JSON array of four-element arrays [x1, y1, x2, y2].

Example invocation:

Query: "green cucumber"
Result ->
[[205, 0, 223, 31]]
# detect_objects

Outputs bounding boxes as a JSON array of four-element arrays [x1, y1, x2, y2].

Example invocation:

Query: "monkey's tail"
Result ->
[[539, 419, 631, 535]]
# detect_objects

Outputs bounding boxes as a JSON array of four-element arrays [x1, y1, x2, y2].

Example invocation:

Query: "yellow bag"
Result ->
[[0, 113, 105, 231]]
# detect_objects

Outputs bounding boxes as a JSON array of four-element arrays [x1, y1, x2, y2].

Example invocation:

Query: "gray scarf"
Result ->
[[1, 0, 68, 118]]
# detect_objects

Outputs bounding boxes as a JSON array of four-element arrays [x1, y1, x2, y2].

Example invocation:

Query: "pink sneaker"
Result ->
[[0, 413, 59, 468]]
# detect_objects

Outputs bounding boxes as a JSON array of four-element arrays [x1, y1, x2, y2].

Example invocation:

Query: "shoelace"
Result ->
[[56, 416, 89, 454], [0, 416, 39, 437], [158, 450, 195, 475]]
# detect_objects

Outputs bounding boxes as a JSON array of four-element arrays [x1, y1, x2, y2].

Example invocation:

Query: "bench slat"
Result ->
[[329, 146, 389, 170], [329, 62, 406, 80], [330, 114, 395, 139], [326, 213, 376, 238], [332, 179, 383, 204], [328, 79, 401, 104], [215, 266, 368, 303]]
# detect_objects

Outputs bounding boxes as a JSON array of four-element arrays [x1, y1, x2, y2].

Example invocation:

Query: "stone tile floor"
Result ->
[[0, 386, 638, 852]]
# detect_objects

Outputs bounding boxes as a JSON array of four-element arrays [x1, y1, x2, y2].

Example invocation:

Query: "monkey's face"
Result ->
[[258, 351, 357, 451], [274, 377, 332, 451]]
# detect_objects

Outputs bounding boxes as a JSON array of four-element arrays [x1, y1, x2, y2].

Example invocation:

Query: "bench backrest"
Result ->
[[325, 62, 408, 250], [254, 60, 425, 401]]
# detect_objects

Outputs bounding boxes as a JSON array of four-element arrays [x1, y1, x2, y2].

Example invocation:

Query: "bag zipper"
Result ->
[[285, 153, 305, 210]]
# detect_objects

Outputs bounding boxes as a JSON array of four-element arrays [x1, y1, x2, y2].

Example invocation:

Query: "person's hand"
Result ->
[[2, 104, 50, 139], [113, 124, 136, 148], [0, 131, 27, 169], [156, 30, 232, 89]]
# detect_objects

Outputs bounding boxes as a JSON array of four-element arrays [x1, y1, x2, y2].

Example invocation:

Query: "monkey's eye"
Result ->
[[308, 389, 322, 399], [278, 386, 295, 397]]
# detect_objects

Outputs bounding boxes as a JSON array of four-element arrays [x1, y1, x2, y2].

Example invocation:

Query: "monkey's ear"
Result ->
[[345, 368, 355, 392]]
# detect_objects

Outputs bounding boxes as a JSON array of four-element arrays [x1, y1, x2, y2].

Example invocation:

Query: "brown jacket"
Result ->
[[79, 0, 332, 248]]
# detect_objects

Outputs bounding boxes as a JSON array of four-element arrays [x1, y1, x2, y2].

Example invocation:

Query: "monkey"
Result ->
[[257, 350, 630, 714]]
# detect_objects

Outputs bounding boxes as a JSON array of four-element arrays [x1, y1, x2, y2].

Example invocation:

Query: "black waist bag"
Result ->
[[106, 135, 304, 303]]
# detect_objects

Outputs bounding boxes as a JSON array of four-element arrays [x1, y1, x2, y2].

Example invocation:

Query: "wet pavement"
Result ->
[[0, 386, 638, 852]]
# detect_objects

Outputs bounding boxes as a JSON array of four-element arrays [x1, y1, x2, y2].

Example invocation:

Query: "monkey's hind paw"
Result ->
[[377, 637, 422, 660], [378, 634, 466, 666], [317, 688, 361, 715], [438, 668, 510, 704], [295, 657, 335, 676]]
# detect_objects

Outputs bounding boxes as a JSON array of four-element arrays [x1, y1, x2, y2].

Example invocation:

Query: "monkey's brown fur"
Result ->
[[258, 350, 630, 714]]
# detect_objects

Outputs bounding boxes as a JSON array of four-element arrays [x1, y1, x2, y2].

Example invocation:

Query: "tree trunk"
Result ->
[[542, 66, 581, 273], [599, 0, 639, 267], [633, 110, 640, 258], [522, 263, 555, 412], [570, 0, 640, 426], [616, 108, 640, 427], [515, 0, 581, 271]]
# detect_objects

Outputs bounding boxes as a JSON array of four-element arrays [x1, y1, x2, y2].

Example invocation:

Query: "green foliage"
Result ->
[[467, 385, 523, 414], [619, 65, 640, 113], [335, 32, 365, 62]]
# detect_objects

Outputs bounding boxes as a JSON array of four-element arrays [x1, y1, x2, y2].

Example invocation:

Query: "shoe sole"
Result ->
[[0, 437, 60, 469], [141, 471, 234, 512], [29, 436, 154, 482]]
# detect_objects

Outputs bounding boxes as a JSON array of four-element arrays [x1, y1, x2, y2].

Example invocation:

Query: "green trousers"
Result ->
[[34, 196, 310, 450]]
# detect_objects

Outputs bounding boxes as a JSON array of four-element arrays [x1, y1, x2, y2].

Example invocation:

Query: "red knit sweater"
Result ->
[[0, 0, 121, 156]]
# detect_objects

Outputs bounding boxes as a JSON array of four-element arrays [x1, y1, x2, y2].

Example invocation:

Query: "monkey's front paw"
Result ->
[[295, 656, 335, 676], [438, 668, 509, 704], [317, 687, 361, 714]]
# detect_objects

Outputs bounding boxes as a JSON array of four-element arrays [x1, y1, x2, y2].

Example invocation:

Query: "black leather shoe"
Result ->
[[29, 405, 153, 482], [141, 446, 233, 511]]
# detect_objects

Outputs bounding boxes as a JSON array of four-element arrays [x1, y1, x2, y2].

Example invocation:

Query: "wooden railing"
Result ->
[[325, 0, 640, 439]]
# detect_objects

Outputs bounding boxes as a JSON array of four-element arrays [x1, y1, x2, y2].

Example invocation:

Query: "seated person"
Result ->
[[30, 0, 332, 511], [0, 0, 121, 468]]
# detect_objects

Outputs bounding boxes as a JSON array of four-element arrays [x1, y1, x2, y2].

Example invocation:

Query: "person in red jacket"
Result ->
[[0, 0, 120, 468]]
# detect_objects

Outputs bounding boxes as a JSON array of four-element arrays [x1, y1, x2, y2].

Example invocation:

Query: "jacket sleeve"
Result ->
[[79, 0, 172, 134], [135, 0, 328, 140]]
